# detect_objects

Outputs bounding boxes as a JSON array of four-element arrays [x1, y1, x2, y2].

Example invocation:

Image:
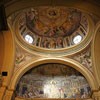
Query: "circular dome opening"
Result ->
[[73, 35, 82, 44], [24, 34, 33, 44]]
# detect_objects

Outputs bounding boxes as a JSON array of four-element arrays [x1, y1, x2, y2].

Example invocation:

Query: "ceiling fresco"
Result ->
[[23, 7, 81, 37], [8, 6, 88, 49], [15, 63, 91, 99]]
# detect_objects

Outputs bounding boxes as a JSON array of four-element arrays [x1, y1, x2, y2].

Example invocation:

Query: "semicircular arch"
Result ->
[[9, 57, 97, 91], [92, 21, 100, 87]]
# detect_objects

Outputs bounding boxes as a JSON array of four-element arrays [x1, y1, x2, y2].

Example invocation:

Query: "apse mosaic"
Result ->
[[15, 63, 91, 99], [9, 7, 88, 49]]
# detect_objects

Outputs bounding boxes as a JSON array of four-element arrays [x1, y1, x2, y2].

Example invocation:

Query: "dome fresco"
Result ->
[[10, 7, 88, 49], [15, 63, 91, 99], [23, 7, 81, 37]]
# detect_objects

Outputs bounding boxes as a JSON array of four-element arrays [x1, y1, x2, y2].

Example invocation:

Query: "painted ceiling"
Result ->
[[18, 7, 88, 36], [9, 6, 88, 49], [22, 7, 81, 37]]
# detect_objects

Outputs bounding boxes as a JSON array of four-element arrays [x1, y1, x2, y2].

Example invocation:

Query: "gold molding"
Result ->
[[92, 21, 100, 88], [8, 57, 97, 90]]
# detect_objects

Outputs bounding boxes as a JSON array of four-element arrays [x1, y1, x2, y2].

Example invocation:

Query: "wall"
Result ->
[[0, 32, 4, 72]]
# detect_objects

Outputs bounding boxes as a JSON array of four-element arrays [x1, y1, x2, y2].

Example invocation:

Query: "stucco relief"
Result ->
[[70, 47, 92, 72], [14, 45, 35, 71]]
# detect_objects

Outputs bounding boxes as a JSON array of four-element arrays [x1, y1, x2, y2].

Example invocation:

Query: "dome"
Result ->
[[10, 6, 88, 50]]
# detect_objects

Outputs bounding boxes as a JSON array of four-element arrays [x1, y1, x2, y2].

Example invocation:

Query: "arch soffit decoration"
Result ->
[[9, 57, 97, 91], [92, 21, 100, 86]]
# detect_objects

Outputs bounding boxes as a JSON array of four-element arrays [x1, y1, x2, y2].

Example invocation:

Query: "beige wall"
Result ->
[[0, 32, 4, 72]]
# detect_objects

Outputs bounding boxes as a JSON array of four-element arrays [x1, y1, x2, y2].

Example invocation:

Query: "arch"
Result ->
[[0, 29, 15, 100], [1, 29, 15, 87], [92, 21, 100, 87], [9, 57, 97, 91]]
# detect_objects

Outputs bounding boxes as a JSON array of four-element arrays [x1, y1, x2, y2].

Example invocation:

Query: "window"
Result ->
[[25, 34, 33, 44], [73, 35, 82, 44]]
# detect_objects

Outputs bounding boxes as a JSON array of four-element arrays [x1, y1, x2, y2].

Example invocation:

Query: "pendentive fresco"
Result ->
[[14, 45, 36, 71], [70, 47, 92, 72]]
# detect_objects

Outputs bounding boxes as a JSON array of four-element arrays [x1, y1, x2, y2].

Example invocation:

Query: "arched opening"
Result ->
[[93, 22, 100, 87], [15, 63, 91, 99], [9, 58, 96, 100]]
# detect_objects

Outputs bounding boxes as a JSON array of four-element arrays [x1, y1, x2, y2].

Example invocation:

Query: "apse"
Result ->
[[15, 63, 91, 99]]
